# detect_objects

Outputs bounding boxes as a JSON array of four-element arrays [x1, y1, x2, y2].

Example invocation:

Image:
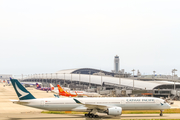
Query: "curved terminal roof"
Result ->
[[56, 68, 115, 76], [56, 69, 78, 74]]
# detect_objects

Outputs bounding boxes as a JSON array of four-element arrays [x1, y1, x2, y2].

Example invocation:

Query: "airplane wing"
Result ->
[[73, 98, 114, 110]]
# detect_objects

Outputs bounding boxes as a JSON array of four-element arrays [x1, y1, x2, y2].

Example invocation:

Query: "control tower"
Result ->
[[114, 55, 119, 73]]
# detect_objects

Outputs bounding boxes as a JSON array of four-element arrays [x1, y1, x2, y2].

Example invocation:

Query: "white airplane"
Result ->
[[10, 78, 171, 118], [50, 83, 101, 97], [20, 82, 42, 87], [50, 83, 70, 92]]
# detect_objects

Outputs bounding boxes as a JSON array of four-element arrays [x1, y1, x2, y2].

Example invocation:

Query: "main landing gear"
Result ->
[[160, 110, 163, 116], [85, 113, 99, 118]]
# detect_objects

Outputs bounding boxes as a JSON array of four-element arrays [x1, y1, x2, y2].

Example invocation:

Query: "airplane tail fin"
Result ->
[[10, 78, 36, 100], [36, 83, 41, 88], [50, 84, 54, 91], [57, 84, 65, 93]]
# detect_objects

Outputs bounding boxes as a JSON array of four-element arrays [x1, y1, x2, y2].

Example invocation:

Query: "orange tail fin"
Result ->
[[57, 84, 65, 93]]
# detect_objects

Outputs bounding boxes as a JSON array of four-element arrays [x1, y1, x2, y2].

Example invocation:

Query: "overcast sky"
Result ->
[[0, 0, 180, 76]]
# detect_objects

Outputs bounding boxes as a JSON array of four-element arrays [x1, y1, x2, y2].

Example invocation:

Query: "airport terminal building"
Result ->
[[21, 68, 180, 99]]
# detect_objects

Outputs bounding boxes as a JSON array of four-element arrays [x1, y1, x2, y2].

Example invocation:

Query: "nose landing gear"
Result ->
[[160, 110, 163, 116]]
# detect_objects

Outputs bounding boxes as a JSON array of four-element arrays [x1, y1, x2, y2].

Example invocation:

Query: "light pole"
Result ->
[[22, 74, 23, 81], [79, 72, 81, 85], [119, 72, 121, 87], [64, 73, 65, 86], [71, 73, 72, 84], [101, 71, 103, 86], [46, 73, 47, 85], [172, 69, 177, 90], [34, 74, 35, 82], [89, 71, 91, 87], [51, 73, 52, 85], [42, 73, 44, 86], [172, 70, 174, 80], [59, 73, 60, 85], [56, 73, 58, 86], [132, 69, 135, 90], [153, 71, 156, 81]]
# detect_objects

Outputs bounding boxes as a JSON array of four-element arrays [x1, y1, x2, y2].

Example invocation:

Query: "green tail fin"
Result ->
[[10, 78, 36, 100]]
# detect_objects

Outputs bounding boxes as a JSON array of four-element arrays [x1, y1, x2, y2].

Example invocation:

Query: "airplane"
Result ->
[[20, 82, 42, 87], [36, 83, 51, 91], [51, 84, 101, 97], [57, 84, 77, 97], [0, 79, 11, 86], [50, 83, 70, 93], [10, 78, 171, 118], [6, 80, 11, 86]]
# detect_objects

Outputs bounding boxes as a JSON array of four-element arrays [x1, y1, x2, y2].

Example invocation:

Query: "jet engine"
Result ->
[[107, 107, 122, 116]]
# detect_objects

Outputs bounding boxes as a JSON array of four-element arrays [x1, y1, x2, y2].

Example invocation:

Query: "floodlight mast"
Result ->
[[172, 69, 177, 90], [153, 71, 156, 81], [132, 69, 135, 90]]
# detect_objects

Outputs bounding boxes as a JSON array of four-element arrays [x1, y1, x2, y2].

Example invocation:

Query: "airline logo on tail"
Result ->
[[57, 85, 65, 93], [15, 83, 29, 98], [36, 83, 41, 88], [50, 84, 54, 90]]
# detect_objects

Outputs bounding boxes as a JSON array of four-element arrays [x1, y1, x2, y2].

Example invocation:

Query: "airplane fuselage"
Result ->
[[16, 97, 170, 112]]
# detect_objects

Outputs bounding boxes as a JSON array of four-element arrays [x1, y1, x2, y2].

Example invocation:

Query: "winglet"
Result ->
[[73, 98, 82, 104]]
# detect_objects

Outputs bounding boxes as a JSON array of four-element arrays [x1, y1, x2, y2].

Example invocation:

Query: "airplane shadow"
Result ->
[[6, 114, 167, 120], [7, 114, 121, 120]]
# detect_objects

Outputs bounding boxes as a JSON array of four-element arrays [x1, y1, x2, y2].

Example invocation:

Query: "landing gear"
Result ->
[[160, 110, 163, 116], [84, 113, 99, 118]]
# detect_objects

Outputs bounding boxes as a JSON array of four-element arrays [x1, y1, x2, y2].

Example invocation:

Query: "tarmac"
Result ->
[[1, 113, 180, 120], [1, 83, 180, 120]]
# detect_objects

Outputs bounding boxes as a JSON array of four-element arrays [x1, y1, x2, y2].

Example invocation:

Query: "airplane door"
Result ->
[[121, 100, 125, 108], [121, 100, 125, 104], [155, 99, 161, 109], [41, 100, 44, 107]]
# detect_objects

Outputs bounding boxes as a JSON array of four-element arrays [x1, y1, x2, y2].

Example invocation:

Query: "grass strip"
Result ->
[[122, 109, 180, 114], [121, 119, 180, 120]]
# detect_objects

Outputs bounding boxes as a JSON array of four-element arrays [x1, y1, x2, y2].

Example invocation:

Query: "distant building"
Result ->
[[114, 55, 119, 73], [0, 74, 12, 80]]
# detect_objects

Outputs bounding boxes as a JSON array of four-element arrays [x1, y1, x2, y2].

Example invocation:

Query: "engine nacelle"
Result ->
[[107, 107, 122, 116]]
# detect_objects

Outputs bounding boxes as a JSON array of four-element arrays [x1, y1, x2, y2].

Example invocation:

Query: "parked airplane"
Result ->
[[0, 79, 11, 86], [57, 84, 77, 97], [36, 83, 51, 91], [6, 80, 11, 86], [20, 82, 42, 87], [50, 83, 70, 93], [52, 84, 101, 97], [10, 78, 171, 118]]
